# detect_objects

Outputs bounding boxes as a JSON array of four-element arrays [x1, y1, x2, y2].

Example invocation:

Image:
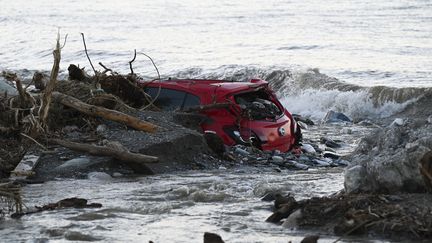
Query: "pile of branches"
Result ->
[[0, 33, 162, 181]]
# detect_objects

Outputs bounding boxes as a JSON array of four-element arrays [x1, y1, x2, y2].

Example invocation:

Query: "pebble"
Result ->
[[301, 144, 316, 154], [323, 151, 340, 160], [314, 159, 331, 167], [334, 159, 349, 166], [391, 118, 404, 126], [96, 124, 107, 134], [271, 155, 284, 163], [287, 160, 309, 170]]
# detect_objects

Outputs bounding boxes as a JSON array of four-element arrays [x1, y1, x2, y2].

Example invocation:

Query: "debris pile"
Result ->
[[265, 192, 432, 240]]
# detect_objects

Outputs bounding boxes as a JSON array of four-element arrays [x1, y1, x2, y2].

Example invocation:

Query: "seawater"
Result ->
[[0, 0, 431, 87], [0, 0, 430, 242]]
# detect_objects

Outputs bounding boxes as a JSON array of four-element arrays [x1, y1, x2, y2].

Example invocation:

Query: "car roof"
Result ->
[[140, 79, 269, 97]]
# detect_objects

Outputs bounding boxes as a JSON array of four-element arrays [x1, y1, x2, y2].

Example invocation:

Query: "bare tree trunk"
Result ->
[[52, 91, 159, 133]]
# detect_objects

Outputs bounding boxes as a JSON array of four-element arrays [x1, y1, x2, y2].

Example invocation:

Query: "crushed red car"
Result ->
[[138, 78, 301, 152]]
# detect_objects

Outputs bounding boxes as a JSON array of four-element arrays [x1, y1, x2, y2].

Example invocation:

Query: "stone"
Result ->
[[320, 137, 341, 148], [287, 160, 309, 170], [323, 151, 340, 160], [314, 159, 331, 167], [203, 232, 225, 243], [282, 209, 302, 229], [271, 155, 284, 163], [344, 120, 432, 193], [322, 110, 352, 123], [344, 165, 367, 193], [301, 144, 316, 154], [391, 118, 404, 126]]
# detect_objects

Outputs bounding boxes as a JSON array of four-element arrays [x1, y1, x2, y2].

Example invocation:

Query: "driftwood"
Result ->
[[52, 91, 159, 133], [50, 139, 158, 165], [38, 33, 61, 127]]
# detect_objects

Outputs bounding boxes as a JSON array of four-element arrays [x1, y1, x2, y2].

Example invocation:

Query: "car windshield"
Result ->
[[234, 90, 283, 120]]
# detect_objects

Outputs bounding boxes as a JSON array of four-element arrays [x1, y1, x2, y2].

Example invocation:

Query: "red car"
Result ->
[[139, 78, 300, 152]]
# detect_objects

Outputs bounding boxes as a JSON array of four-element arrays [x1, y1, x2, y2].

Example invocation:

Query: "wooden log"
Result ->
[[52, 91, 159, 133], [50, 138, 158, 165]]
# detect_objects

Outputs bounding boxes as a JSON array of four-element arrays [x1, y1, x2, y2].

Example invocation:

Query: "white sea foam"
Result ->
[[280, 88, 416, 121]]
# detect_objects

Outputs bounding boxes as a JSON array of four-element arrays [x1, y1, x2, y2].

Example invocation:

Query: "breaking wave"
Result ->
[[167, 65, 432, 121]]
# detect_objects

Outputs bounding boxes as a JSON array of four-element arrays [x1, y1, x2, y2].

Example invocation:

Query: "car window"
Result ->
[[145, 87, 186, 111], [183, 93, 200, 108], [144, 87, 200, 111]]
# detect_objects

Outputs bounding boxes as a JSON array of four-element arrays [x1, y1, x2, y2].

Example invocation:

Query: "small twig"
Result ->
[[61, 34, 68, 49], [138, 52, 160, 81], [20, 133, 48, 151], [137, 52, 162, 110], [98, 62, 113, 74], [129, 49, 137, 75], [80, 33, 97, 76]]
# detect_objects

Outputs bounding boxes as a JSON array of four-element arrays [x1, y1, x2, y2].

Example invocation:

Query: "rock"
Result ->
[[301, 235, 320, 243], [203, 232, 225, 243], [281, 209, 302, 229], [287, 160, 309, 170], [32, 71, 48, 90], [266, 197, 299, 223], [54, 157, 94, 171], [314, 159, 331, 167], [204, 133, 225, 156], [344, 120, 432, 193], [297, 120, 308, 130], [64, 231, 101, 241], [344, 165, 367, 193], [320, 137, 341, 148], [322, 110, 352, 123], [112, 172, 122, 177], [334, 159, 349, 166], [391, 118, 404, 126], [271, 155, 284, 163], [87, 172, 112, 180], [428, 115, 432, 124], [292, 114, 315, 125], [274, 194, 295, 209], [323, 151, 340, 160], [301, 144, 316, 154]]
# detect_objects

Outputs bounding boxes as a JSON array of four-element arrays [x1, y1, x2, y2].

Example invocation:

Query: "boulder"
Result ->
[[344, 119, 432, 193]]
